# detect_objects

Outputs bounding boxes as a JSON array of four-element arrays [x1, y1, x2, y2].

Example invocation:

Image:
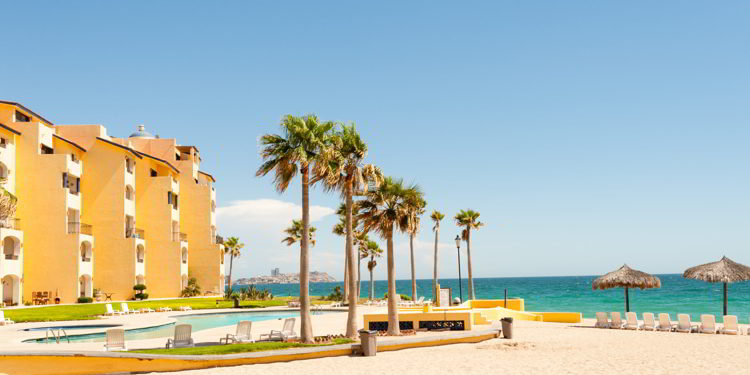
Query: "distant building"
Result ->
[[271, 268, 280, 276]]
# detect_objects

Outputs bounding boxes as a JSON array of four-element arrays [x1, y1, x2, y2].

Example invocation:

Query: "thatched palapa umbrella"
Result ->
[[592, 264, 661, 312], [683, 256, 750, 316]]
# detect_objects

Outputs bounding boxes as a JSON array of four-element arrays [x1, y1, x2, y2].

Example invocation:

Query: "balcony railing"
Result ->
[[172, 232, 188, 242], [126, 227, 145, 240], [68, 222, 93, 235], [81, 256, 91, 262], [4, 253, 19, 260], [0, 218, 21, 230], [180, 232, 188, 242]]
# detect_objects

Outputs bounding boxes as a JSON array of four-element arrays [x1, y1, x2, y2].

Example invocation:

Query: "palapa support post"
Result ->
[[624, 287, 630, 313], [504, 288, 507, 308], [723, 282, 728, 316]]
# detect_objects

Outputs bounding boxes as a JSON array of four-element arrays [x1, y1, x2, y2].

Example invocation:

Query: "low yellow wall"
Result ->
[[364, 311, 474, 331], [469, 299, 524, 311], [530, 311, 583, 323]]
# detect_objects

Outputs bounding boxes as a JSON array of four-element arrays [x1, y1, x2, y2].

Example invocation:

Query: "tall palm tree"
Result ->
[[357, 177, 423, 335], [454, 209, 483, 300], [406, 197, 426, 301], [429, 210, 445, 300], [282, 219, 316, 246], [256, 114, 335, 343], [223, 237, 244, 294], [321, 123, 382, 338], [355, 231, 369, 298], [365, 240, 383, 300]]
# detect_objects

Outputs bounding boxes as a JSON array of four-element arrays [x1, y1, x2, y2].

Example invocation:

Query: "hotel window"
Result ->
[[14, 111, 30, 122], [0, 138, 6, 148], [125, 157, 134, 174], [125, 185, 134, 200], [150, 169, 157, 177], [40, 144, 54, 154]]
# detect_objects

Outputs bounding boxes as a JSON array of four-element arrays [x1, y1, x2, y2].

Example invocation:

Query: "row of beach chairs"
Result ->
[[105, 318, 298, 351], [105, 303, 192, 316], [596, 312, 745, 334]]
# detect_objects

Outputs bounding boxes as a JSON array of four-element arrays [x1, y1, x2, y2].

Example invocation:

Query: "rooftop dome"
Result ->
[[129, 124, 155, 139]]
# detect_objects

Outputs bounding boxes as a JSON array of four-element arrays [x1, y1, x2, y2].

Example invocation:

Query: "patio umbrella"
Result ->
[[592, 264, 661, 312], [683, 256, 750, 316]]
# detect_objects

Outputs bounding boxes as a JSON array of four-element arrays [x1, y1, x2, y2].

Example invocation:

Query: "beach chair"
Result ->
[[103, 329, 127, 351], [259, 318, 298, 341], [121, 303, 140, 314], [0, 311, 14, 325], [656, 313, 674, 332], [220, 320, 254, 344], [105, 304, 124, 316], [166, 324, 194, 348], [139, 307, 155, 313], [719, 315, 739, 335], [595, 312, 610, 328], [624, 312, 639, 330], [675, 314, 696, 333], [157, 307, 173, 312], [414, 296, 425, 306], [179, 306, 192, 311], [609, 312, 624, 329], [698, 314, 718, 334], [639, 313, 657, 331]]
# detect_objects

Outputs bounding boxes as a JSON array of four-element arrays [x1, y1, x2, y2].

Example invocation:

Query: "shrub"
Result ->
[[134, 293, 149, 300], [133, 284, 147, 291], [133, 284, 148, 300], [382, 292, 411, 301], [180, 277, 202, 297], [77, 297, 93, 303], [326, 286, 344, 301], [235, 285, 273, 301]]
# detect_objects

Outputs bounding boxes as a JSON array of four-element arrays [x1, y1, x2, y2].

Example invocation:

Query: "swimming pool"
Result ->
[[23, 324, 121, 332], [25, 310, 323, 344]]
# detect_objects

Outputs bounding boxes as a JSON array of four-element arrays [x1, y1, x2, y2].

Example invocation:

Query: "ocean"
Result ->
[[232, 274, 750, 321]]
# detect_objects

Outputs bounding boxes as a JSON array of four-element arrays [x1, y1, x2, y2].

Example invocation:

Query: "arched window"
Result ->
[[3, 236, 19, 260], [125, 185, 135, 200], [136, 245, 145, 263], [80, 242, 92, 262], [181, 248, 188, 264]]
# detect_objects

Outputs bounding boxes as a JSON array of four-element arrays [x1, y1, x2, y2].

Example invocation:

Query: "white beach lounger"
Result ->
[[105, 304, 124, 316], [166, 324, 194, 348], [698, 314, 718, 334], [609, 312, 624, 329], [656, 313, 674, 332], [624, 312, 639, 330], [259, 318, 298, 341], [719, 315, 739, 335], [0, 311, 14, 325], [103, 329, 127, 351], [415, 296, 425, 306], [179, 306, 192, 311], [121, 303, 140, 314], [595, 312, 610, 328], [675, 314, 697, 333], [139, 307, 155, 313], [220, 320, 254, 344], [639, 313, 656, 331], [158, 307, 173, 312]]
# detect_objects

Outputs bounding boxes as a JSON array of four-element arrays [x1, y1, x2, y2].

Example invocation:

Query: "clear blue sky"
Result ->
[[3, 1, 749, 280]]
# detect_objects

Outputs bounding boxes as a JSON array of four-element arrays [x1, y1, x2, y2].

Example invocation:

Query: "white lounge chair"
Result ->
[[220, 320, 254, 344], [414, 296, 425, 306], [0, 311, 14, 325], [609, 312, 624, 329], [675, 314, 696, 333], [179, 306, 192, 311], [105, 304, 124, 316], [656, 313, 674, 332], [157, 307, 173, 312], [698, 314, 717, 334], [719, 315, 739, 335], [121, 303, 140, 314], [104, 329, 127, 351], [595, 312, 610, 328], [259, 318, 298, 341], [639, 313, 656, 331], [139, 307, 155, 313], [624, 312, 639, 330], [166, 324, 194, 348]]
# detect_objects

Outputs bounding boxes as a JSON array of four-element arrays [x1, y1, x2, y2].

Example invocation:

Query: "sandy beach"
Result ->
[[147, 316, 750, 375]]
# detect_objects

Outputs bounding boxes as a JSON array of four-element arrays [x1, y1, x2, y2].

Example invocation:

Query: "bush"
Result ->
[[77, 297, 93, 303], [133, 284, 147, 291], [235, 285, 273, 301], [133, 284, 148, 300], [134, 293, 149, 300], [180, 277, 202, 297], [326, 286, 344, 301], [382, 292, 410, 301]]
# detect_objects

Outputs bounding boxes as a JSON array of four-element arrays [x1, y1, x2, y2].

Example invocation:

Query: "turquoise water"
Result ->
[[26, 310, 318, 343], [235, 274, 750, 322]]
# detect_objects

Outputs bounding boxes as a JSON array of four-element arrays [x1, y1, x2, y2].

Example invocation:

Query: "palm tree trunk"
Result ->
[[369, 256, 375, 300], [410, 234, 416, 301], [343, 257, 349, 301], [299, 166, 313, 343], [344, 178, 358, 338], [227, 254, 234, 295], [357, 253, 362, 299], [466, 227, 475, 300], [386, 229, 399, 335], [432, 226, 439, 300]]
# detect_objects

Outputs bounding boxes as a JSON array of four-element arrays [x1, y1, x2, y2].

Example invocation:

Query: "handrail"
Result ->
[[59, 328, 70, 343], [45, 328, 70, 344]]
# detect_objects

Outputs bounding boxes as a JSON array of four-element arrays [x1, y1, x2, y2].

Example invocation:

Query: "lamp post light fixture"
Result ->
[[455, 235, 463, 304]]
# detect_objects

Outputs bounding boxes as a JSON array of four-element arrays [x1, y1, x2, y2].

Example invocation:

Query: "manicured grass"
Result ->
[[130, 338, 355, 355], [2, 297, 330, 323]]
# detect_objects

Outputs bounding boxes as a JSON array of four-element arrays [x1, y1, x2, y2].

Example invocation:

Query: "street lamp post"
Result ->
[[455, 235, 463, 304]]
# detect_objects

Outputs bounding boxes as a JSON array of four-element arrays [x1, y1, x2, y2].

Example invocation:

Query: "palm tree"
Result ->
[[429, 210, 444, 300], [365, 240, 383, 300], [355, 231, 369, 298], [406, 197, 426, 301], [282, 219, 316, 246], [256, 114, 335, 343], [223, 237, 244, 295], [321, 123, 382, 338], [357, 177, 423, 335], [454, 209, 483, 300]]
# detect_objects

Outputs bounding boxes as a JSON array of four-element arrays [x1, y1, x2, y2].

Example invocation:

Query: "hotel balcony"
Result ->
[[68, 222, 93, 236], [213, 235, 223, 245], [172, 231, 187, 243], [126, 227, 145, 240], [134, 240, 146, 279], [180, 246, 189, 278]]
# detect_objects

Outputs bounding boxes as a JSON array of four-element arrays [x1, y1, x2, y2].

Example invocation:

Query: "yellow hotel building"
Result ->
[[0, 101, 224, 305]]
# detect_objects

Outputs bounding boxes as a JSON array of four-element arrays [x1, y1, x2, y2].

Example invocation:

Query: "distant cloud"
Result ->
[[216, 199, 335, 226]]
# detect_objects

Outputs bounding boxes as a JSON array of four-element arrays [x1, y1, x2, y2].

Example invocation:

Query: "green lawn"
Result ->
[[2, 297, 331, 323], [130, 338, 355, 355]]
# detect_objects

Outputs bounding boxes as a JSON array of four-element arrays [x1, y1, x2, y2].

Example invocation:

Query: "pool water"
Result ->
[[23, 324, 122, 332], [26, 310, 323, 344]]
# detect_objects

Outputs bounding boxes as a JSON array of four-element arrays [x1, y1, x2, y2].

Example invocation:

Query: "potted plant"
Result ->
[[93, 288, 102, 302], [133, 284, 148, 300]]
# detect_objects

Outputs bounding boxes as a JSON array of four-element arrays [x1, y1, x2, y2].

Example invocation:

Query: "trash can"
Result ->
[[501, 317, 513, 339], [358, 329, 378, 356]]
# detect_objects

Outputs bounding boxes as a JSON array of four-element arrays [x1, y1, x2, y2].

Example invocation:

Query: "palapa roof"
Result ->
[[592, 264, 661, 290], [683, 256, 750, 284]]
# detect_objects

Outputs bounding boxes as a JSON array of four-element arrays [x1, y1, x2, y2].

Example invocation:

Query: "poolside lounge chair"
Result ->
[[656, 313, 674, 332], [698, 314, 718, 334], [121, 303, 140, 314], [179, 306, 192, 311], [105, 304, 124, 316], [719, 315, 739, 335], [595, 312, 610, 328], [0, 311, 14, 325], [220, 320, 254, 344], [675, 314, 697, 333], [103, 329, 127, 351], [414, 296, 425, 306], [166, 324, 194, 348], [640, 313, 657, 331], [259, 318, 298, 341], [139, 307, 155, 313], [609, 312, 624, 329], [157, 307, 172, 312], [624, 312, 639, 330]]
